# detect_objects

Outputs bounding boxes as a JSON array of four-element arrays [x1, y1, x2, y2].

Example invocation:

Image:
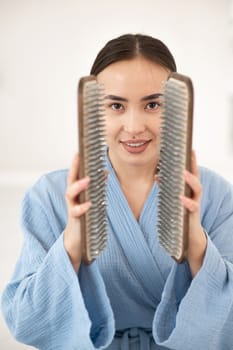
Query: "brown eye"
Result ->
[[110, 103, 124, 111], [146, 102, 160, 110]]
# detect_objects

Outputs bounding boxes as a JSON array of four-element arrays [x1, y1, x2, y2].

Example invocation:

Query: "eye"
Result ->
[[110, 103, 124, 111], [145, 101, 161, 111]]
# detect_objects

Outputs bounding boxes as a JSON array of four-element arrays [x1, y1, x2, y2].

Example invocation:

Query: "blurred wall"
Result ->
[[1, 0, 233, 184], [1, 0, 233, 348]]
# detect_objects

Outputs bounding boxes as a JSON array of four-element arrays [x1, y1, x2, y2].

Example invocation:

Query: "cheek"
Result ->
[[150, 119, 161, 136], [105, 119, 118, 144]]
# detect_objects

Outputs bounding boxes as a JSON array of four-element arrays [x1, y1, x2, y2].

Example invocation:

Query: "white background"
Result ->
[[1, 0, 233, 348]]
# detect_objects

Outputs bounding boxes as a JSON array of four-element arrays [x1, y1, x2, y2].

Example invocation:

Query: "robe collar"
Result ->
[[105, 153, 173, 305]]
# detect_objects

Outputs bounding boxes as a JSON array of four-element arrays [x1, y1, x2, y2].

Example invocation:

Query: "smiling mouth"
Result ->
[[124, 142, 148, 147], [120, 139, 151, 146], [120, 139, 151, 153]]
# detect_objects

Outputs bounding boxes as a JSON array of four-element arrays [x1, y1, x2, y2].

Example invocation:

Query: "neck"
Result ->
[[108, 151, 158, 188]]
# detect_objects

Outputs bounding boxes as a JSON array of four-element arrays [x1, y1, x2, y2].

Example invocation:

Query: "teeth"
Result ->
[[125, 142, 146, 147]]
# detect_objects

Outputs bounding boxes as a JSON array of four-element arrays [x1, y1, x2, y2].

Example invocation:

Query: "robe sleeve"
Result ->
[[153, 170, 233, 349], [1, 175, 114, 350]]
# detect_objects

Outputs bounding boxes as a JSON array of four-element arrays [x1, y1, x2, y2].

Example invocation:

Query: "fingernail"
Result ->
[[79, 177, 90, 185], [104, 170, 109, 181], [85, 201, 92, 210]]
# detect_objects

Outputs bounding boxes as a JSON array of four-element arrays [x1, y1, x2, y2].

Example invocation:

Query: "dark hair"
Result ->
[[90, 33, 177, 75]]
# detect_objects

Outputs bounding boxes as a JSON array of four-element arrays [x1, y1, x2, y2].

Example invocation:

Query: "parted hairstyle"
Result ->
[[90, 33, 177, 75]]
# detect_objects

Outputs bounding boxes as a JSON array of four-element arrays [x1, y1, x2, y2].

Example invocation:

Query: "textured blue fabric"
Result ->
[[1, 156, 233, 349]]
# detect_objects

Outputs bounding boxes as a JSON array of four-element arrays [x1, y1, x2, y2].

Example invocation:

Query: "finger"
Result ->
[[191, 150, 199, 177], [70, 201, 92, 217], [67, 153, 79, 186], [66, 177, 90, 203], [154, 174, 159, 184], [104, 170, 109, 181], [180, 195, 200, 213], [184, 170, 202, 200]]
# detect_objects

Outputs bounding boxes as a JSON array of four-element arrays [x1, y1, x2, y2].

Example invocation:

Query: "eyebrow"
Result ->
[[104, 93, 163, 102], [141, 93, 163, 101]]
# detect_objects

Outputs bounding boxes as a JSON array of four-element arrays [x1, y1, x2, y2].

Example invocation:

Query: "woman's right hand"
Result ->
[[63, 153, 91, 272]]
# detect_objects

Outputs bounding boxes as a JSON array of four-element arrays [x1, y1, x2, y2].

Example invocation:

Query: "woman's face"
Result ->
[[97, 56, 170, 170]]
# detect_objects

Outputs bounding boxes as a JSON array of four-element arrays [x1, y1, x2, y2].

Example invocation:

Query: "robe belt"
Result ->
[[115, 328, 151, 350]]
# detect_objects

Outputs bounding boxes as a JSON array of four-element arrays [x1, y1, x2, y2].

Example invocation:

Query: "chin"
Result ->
[[123, 153, 158, 167]]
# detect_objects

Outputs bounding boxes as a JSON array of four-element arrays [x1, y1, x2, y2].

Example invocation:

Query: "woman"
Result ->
[[2, 34, 233, 350]]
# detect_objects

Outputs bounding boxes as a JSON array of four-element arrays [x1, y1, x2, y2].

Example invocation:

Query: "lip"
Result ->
[[120, 139, 151, 154]]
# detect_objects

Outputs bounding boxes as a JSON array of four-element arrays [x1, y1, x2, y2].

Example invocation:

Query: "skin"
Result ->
[[64, 56, 207, 277]]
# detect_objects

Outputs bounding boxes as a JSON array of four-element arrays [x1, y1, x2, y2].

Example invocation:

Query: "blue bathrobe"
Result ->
[[1, 155, 233, 350]]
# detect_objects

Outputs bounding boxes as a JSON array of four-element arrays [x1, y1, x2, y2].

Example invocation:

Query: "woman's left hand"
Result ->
[[180, 150, 207, 277]]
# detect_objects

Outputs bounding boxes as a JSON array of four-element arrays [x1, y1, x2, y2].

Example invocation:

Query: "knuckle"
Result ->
[[191, 202, 199, 212], [66, 182, 80, 199], [194, 202, 200, 211], [67, 170, 74, 184], [71, 205, 81, 217], [199, 184, 202, 194], [65, 189, 71, 201]]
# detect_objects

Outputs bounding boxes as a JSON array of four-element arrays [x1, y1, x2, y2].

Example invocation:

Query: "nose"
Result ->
[[123, 108, 146, 135]]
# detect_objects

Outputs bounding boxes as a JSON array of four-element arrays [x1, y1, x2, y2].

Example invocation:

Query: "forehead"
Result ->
[[97, 57, 169, 97]]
